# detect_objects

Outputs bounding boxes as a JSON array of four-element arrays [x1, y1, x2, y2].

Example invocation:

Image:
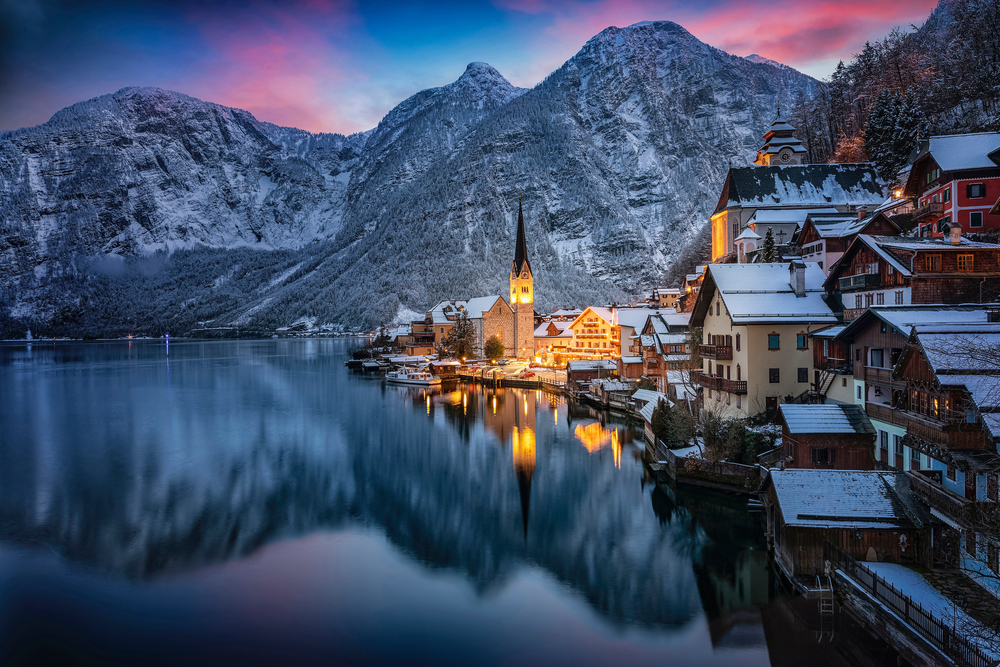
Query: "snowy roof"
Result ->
[[715, 165, 884, 215], [465, 295, 507, 319], [632, 388, 667, 404], [695, 262, 837, 325], [735, 227, 761, 241], [665, 371, 690, 385], [615, 307, 661, 331], [983, 414, 1000, 439], [750, 207, 838, 224], [594, 380, 632, 392], [567, 359, 617, 371], [428, 300, 467, 324], [811, 324, 847, 339], [653, 287, 681, 295], [923, 132, 1000, 172], [620, 356, 643, 364], [550, 308, 583, 317], [836, 305, 989, 341], [779, 404, 875, 435], [767, 470, 930, 529], [534, 320, 572, 337], [913, 329, 1000, 375]]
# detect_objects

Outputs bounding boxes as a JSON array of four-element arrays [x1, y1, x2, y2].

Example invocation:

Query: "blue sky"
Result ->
[[0, 0, 938, 134]]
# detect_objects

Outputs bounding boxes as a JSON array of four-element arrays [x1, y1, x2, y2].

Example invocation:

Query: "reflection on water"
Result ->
[[0, 340, 878, 665]]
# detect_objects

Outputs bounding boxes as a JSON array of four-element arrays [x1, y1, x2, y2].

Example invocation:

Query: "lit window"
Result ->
[[958, 254, 974, 271]]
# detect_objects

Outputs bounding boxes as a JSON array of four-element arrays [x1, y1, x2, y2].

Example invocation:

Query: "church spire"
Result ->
[[513, 197, 531, 276]]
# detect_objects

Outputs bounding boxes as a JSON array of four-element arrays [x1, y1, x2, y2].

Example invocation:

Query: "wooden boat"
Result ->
[[386, 367, 441, 386]]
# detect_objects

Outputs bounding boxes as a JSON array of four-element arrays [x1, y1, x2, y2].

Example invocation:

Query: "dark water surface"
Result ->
[[0, 340, 877, 666]]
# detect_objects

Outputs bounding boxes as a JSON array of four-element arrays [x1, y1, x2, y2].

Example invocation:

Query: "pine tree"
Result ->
[[761, 227, 777, 262], [484, 335, 505, 361], [443, 313, 476, 360]]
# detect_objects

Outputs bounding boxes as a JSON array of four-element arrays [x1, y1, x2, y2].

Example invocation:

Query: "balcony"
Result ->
[[865, 402, 906, 427], [864, 366, 903, 387], [699, 344, 733, 360], [913, 202, 944, 220], [722, 379, 748, 395], [838, 273, 880, 291], [694, 372, 722, 391], [844, 308, 864, 321]]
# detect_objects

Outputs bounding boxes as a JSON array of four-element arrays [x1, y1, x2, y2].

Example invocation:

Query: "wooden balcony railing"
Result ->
[[722, 379, 748, 395], [844, 308, 864, 321], [864, 366, 904, 386], [699, 344, 733, 360], [913, 201, 944, 220]]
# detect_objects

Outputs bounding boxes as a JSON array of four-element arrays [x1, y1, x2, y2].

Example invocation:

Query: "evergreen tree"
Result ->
[[484, 334, 505, 361], [865, 89, 926, 184], [637, 377, 657, 391], [760, 227, 777, 262], [443, 313, 476, 359]]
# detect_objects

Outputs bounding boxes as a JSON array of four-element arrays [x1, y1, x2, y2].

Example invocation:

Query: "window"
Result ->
[[857, 384, 862, 399], [769, 368, 780, 383], [880, 431, 888, 452], [797, 334, 807, 350], [736, 364, 741, 381], [726, 393, 730, 405], [947, 463, 956, 481], [895, 291, 904, 305], [716, 302, 720, 316], [440, 327, 445, 333], [768, 334, 780, 350], [876, 292, 884, 305], [968, 183, 986, 198], [958, 254, 974, 271], [932, 194, 938, 204], [865, 293, 874, 307], [811, 448, 837, 466], [894, 434, 903, 457], [943, 187, 951, 203], [911, 445, 920, 467], [842, 377, 847, 387], [736, 396, 741, 409], [726, 365, 731, 380], [797, 367, 808, 383], [966, 211, 983, 229], [926, 254, 942, 272], [735, 334, 740, 351], [937, 216, 950, 233], [926, 167, 940, 183], [855, 294, 863, 309]]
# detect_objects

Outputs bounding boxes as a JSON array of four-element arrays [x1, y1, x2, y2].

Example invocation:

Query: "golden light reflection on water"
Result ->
[[512, 426, 536, 474], [574, 422, 623, 458]]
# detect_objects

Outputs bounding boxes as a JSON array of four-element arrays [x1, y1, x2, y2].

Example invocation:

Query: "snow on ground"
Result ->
[[864, 563, 999, 658]]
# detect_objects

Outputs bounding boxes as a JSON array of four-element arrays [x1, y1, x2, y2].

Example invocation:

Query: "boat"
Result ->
[[386, 367, 441, 386]]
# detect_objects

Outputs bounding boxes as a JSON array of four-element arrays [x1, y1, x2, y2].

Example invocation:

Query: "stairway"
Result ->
[[817, 371, 836, 396]]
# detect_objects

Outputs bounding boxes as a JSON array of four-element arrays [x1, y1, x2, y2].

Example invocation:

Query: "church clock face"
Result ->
[[780, 151, 790, 162]]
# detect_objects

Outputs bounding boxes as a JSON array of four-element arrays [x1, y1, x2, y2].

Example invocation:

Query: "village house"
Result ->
[[566, 359, 617, 387], [533, 319, 572, 364], [762, 470, 935, 581], [649, 288, 680, 309], [808, 323, 855, 404], [566, 307, 619, 360], [632, 312, 691, 394], [824, 229, 1000, 321], [710, 114, 885, 261], [691, 261, 838, 418], [795, 203, 904, 275], [678, 268, 705, 312], [901, 132, 1000, 238], [776, 404, 876, 470]]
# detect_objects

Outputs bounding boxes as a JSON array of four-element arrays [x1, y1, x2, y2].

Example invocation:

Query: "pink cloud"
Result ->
[[495, 0, 938, 82], [176, 1, 373, 133]]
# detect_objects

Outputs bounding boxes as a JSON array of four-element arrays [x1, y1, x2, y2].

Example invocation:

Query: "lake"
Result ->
[[0, 339, 887, 666]]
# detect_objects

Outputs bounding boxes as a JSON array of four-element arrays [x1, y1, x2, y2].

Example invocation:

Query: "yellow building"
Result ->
[[566, 307, 619, 360], [690, 261, 837, 418]]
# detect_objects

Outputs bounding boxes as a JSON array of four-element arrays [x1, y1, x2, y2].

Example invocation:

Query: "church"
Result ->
[[710, 111, 885, 262]]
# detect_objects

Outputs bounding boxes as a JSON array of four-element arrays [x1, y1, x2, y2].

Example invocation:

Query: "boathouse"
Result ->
[[776, 404, 876, 470], [761, 470, 935, 580]]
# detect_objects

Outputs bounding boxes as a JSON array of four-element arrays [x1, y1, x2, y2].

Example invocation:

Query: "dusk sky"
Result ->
[[0, 0, 938, 135]]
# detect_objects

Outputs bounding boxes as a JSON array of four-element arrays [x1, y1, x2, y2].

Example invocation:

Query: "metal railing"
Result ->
[[825, 543, 995, 667]]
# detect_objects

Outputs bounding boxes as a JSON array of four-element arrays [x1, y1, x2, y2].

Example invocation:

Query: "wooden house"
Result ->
[[776, 404, 876, 470], [824, 233, 1000, 321], [797, 207, 901, 276], [761, 470, 935, 581]]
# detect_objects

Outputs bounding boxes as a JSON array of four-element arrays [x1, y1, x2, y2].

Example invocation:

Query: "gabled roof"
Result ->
[[750, 207, 839, 225], [765, 470, 932, 529], [692, 262, 837, 326], [534, 320, 572, 337], [465, 295, 509, 319], [568, 306, 614, 329], [735, 227, 761, 241], [802, 210, 901, 240], [920, 133, 1000, 172], [835, 305, 988, 342], [714, 165, 884, 215], [567, 359, 617, 371], [778, 404, 875, 435]]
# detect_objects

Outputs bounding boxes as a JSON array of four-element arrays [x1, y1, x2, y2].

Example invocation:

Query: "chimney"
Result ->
[[986, 305, 1000, 323], [789, 260, 806, 297], [857, 207, 867, 220], [950, 222, 963, 246]]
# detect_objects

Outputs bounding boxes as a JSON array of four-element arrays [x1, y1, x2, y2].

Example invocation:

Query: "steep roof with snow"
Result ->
[[766, 470, 930, 529], [465, 295, 509, 319], [836, 305, 988, 342], [923, 132, 1000, 172], [714, 165, 884, 215], [693, 262, 837, 326], [779, 404, 875, 435]]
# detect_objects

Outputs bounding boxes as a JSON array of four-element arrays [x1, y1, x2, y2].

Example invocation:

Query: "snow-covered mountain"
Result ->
[[0, 21, 819, 336]]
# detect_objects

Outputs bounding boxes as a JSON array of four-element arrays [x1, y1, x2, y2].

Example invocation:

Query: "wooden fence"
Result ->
[[826, 543, 996, 667]]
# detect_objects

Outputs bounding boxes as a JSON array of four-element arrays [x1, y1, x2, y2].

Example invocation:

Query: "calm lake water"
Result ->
[[0, 339, 885, 666]]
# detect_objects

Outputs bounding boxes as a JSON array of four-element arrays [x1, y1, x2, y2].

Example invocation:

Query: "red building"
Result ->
[[903, 132, 1000, 238]]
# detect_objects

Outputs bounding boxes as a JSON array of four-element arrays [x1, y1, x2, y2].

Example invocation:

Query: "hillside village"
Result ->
[[380, 117, 1000, 664]]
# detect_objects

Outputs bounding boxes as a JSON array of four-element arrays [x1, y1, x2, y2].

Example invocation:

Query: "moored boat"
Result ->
[[386, 367, 441, 386]]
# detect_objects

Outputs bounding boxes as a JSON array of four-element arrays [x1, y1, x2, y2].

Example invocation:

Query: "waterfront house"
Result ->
[[567, 359, 617, 386], [533, 319, 572, 365], [761, 469, 935, 580], [566, 307, 618, 360], [823, 231, 1000, 321], [634, 312, 691, 393], [901, 132, 1000, 238], [776, 404, 876, 470], [691, 261, 838, 418]]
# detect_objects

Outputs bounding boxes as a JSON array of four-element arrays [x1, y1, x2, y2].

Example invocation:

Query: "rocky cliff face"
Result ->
[[0, 21, 819, 336]]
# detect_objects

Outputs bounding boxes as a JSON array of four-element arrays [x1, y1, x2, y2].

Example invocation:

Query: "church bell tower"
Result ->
[[510, 199, 534, 360]]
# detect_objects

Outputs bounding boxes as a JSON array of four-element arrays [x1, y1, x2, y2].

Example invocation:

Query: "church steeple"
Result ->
[[513, 198, 531, 277], [754, 107, 807, 166]]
